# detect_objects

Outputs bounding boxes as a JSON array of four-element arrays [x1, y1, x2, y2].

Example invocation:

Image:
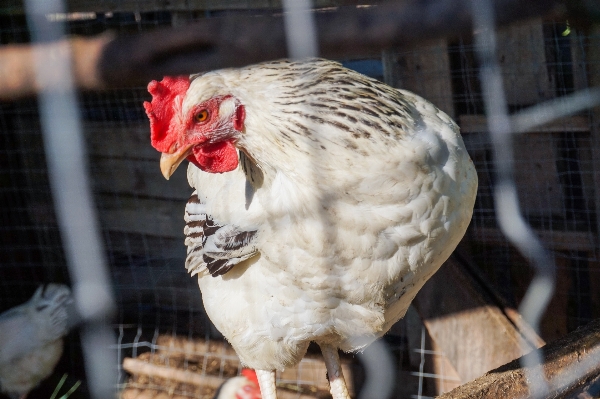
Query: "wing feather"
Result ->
[[184, 192, 258, 277]]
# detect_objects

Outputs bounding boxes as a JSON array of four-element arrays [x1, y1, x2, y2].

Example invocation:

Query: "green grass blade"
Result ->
[[49, 374, 68, 399]]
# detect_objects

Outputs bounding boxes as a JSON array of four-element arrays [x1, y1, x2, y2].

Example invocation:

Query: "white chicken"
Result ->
[[0, 284, 72, 399], [213, 369, 261, 399], [144, 58, 477, 399]]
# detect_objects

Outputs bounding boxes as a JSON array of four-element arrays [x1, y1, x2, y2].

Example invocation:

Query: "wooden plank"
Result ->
[[0, 0, 381, 14], [573, 131, 597, 234], [278, 357, 354, 397], [97, 194, 185, 238], [459, 114, 590, 134], [111, 253, 203, 314], [460, 115, 594, 235], [135, 335, 354, 398], [539, 255, 571, 343], [570, 29, 589, 92], [413, 257, 544, 385], [469, 226, 597, 252], [430, 338, 462, 394], [91, 157, 191, 200], [123, 357, 228, 388], [455, 242, 572, 346], [453, 244, 545, 347], [437, 319, 600, 399], [84, 122, 158, 160], [589, 259, 600, 321], [513, 132, 564, 218], [104, 231, 185, 260], [382, 39, 455, 118], [496, 17, 554, 106]]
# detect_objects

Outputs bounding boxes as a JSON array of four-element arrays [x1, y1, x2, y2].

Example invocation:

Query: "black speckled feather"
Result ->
[[184, 193, 258, 277]]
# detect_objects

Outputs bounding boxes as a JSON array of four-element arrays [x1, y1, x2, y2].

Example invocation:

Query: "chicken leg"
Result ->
[[256, 346, 351, 399], [320, 344, 351, 399], [255, 369, 277, 399]]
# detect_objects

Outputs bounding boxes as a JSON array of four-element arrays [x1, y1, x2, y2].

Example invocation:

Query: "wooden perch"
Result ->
[[0, 0, 568, 100], [437, 318, 600, 399], [122, 357, 226, 389], [122, 337, 351, 399]]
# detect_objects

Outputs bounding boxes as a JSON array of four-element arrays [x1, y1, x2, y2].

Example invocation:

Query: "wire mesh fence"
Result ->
[[0, 1, 599, 399]]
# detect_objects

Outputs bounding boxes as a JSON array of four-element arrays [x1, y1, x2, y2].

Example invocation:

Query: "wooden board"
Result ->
[[413, 256, 544, 385], [91, 157, 191, 200], [589, 259, 600, 322], [382, 39, 454, 118], [459, 112, 598, 251], [97, 194, 185, 238], [539, 255, 572, 343], [437, 319, 600, 399], [84, 121, 192, 259], [513, 132, 564, 218], [1, 0, 382, 14], [496, 17, 554, 106], [84, 121, 157, 160], [468, 226, 597, 251], [459, 114, 591, 133], [104, 231, 186, 266], [430, 338, 463, 394], [570, 29, 589, 92]]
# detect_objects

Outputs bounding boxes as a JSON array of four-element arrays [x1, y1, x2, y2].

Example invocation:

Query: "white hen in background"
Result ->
[[144, 58, 478, 399], [0, 284, 72, 399], [213, 369, 261, 399]]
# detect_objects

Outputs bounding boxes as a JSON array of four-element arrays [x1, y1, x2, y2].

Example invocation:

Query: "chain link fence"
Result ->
[[0, 1, 599, 398]]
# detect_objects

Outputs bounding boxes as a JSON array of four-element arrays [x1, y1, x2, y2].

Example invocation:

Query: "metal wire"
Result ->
[[2, 3, 598, 398], [23, 0, 117, 397], [471, 0, 557, 396]]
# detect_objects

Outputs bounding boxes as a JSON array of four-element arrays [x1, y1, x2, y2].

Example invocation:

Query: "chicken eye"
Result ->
[[195, 109, 209, 123]]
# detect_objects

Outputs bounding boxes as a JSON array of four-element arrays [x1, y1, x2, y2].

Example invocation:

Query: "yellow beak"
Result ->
[[160, 144, 193, 180]]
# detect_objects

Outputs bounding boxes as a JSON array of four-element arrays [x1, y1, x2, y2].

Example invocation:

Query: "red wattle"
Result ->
[[191, 141, 238, 173]]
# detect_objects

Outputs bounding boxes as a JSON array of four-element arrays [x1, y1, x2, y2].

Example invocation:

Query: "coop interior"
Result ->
[[0, 1, 599, 399]]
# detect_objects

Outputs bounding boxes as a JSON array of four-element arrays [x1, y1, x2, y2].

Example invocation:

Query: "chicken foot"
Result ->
[[255, 369, 277, 399], [320, 343, 351, 399]]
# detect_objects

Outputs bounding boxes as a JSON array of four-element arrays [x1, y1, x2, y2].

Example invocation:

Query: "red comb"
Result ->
[[241, 369, 259, 388], [143, 76, 190, 152]]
